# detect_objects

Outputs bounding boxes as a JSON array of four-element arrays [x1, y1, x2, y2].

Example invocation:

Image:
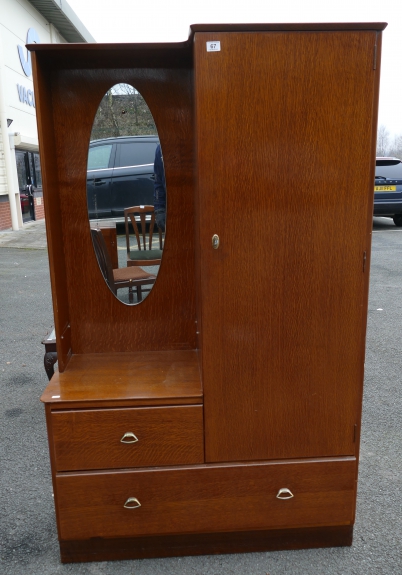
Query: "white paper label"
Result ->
[[206, 41, 221, 52]]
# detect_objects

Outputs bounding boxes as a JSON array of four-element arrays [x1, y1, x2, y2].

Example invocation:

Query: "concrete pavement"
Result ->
[[0, 220, 48, 250], [0, 216, 401, 574]]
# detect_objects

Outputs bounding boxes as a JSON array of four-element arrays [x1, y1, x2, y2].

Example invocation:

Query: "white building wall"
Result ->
[[0, 125, 6, 194], [1, 0, 66, 150], [0, 0, 71, 228], [49, 23, 67, 44]]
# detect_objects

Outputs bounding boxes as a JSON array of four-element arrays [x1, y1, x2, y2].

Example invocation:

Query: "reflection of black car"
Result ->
[[87, 136, 159, 220], [374, 157, 402, 226]]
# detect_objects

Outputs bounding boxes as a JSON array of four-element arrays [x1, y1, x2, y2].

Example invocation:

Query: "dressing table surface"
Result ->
[[41, 350, 202, 408]]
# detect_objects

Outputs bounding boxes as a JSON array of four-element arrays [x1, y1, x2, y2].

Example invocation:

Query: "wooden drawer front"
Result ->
[[56, 458, 356, 540], [51, 406, 204, 471]]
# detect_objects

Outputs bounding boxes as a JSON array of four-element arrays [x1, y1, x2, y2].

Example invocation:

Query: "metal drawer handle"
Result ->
[[276, 488, 294, 500], [124, 497, 141, 509], [120, 432, 138, 444]]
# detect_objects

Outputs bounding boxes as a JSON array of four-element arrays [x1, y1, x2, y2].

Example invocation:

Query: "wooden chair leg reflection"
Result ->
[[91, 228, 156, 303]]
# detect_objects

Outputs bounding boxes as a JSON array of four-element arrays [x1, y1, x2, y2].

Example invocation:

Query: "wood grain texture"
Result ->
[[195, 31, 381, 463], [59, 525, 353, 562], [189, 23, 387, 33], [51, 405, 204, 471], [27, 22, 387, 70], [44, 403, 64, 538], [31, 52, 196, 363], [28, 42, 193, 71], [55, 457, 356, 540], [41, 350, 202, 407], [31, 54, 71, 371], [354, 31, 384, 469]]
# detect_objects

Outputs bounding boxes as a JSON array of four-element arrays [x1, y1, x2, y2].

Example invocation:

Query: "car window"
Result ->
[[88, 144, 113, 170], [375, 160, 402, 179], [116, 142, 158, 168]]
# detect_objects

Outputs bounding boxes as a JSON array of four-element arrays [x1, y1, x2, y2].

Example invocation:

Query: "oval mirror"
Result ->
[[87, 83, 165, 305]]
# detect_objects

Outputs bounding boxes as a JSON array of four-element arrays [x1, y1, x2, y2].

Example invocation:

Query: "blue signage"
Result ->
[[17, 28, 40, 77], [17, 84, 35, 107], [16, 28, 40, 108]]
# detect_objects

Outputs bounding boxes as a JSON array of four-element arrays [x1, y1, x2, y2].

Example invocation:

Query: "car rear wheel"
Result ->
[[393, 214, 402, 227]]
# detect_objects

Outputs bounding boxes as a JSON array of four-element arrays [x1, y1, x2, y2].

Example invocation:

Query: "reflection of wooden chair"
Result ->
[[124, 205, 163, 268], [90, 228, 156, 303]]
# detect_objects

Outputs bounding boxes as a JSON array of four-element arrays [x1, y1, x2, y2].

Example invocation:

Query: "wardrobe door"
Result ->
[[195, 30, 379, 463]]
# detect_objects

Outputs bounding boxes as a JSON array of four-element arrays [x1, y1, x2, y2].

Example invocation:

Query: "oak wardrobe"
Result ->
[[30, 22, 385, 563]]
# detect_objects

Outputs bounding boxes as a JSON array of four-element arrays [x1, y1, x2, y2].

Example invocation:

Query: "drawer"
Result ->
[[56, 458, 356, 540], [51, 405, 204, 471]]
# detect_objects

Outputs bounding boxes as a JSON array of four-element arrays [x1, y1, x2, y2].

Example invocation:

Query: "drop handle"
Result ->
[[276, 488, 294, 500], [120, 432, 138, 444], [124, 497, 141, 509]]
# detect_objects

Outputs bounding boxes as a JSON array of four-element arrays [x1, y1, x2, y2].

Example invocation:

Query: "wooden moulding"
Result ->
[[59, 525, 353, 563]]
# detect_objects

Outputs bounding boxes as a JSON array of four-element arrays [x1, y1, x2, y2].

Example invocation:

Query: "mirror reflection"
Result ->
[[87, 84, 165, 305]]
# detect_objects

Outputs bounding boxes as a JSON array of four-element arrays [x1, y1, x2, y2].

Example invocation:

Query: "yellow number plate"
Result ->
[[375, 185, 396, 191]]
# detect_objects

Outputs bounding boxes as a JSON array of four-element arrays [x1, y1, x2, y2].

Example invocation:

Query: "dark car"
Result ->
[[87, 136, 159, 220], [374, 157, 402, 226]]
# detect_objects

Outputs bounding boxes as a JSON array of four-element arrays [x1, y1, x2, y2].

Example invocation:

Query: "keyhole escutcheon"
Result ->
[[212, 234, 220, 249]]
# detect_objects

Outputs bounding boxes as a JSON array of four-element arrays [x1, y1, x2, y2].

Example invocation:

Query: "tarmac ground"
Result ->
[[0, 217, 401, 574]]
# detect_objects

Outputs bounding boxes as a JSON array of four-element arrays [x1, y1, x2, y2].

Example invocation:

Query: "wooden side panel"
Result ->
[[52, 405, 204, 471], [31, 54, 71, 370], [354, 31, 383, 469], [195, 31, 379, 462], [56, 458, 356, 540]]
